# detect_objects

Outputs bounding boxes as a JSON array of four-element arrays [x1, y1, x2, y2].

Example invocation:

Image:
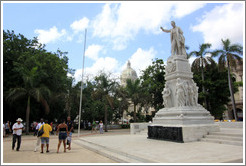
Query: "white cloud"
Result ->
[[70, 17, 89, 33], [191, 3, 244, 49], [34, 26, 66, 44], [85, 44, 103, 60], [121, 47, 156, 77], [74, 57, 119, 83], [92, 2, 206, 50], [188, 56, 196, 65], [172, 2, 206, 18], [74, 47, 156, 83]]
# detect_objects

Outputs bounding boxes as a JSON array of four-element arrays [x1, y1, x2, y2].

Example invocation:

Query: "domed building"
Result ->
[[119, 60, 154, 123], [120, 61, 138, 87]]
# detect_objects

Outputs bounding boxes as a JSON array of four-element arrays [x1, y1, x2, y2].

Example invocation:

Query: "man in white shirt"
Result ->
[[12, 118, 24, 151], [34, 118, 44, 152]]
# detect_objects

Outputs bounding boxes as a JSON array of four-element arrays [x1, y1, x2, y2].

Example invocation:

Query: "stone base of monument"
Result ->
[[148, 105, 220, 143]]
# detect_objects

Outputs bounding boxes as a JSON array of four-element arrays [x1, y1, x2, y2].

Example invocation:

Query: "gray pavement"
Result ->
[[74, 127, 244, 164], [3, 127, 244, 164]]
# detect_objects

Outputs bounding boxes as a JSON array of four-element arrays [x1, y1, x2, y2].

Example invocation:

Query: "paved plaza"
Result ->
[[2, 126, 244, 164], [3, 130, 119, 163]]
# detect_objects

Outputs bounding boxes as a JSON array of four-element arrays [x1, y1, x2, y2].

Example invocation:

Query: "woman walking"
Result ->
[[99, 121, 104, 134], [56, 119, 68, 153]]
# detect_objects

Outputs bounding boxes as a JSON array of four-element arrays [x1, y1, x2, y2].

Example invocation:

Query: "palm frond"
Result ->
[[189, 51, 199, 57], [222, 39, 230, 51], [229, 44, 243, 55], [191, 58, 201, 70], [211, 49, 224, 58], [6, 88, 27, 103], [200, 43, 211, 54], [218, 55, 226, 71]]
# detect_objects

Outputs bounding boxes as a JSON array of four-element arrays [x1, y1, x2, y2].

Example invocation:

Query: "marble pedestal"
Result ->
[[148, 106, 220, 142], [148, 55, 220, 142]]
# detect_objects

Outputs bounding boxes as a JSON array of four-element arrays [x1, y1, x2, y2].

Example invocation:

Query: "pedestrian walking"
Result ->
[[39, 120, 52, 153], [88, 121, 91, 130], [34, 118, 44, 152], [33, 121, 38, 136], [99, 120, 104, 134], [5, 121, 12, 137], [50, 122, 54, 135], [12, 118, 24, 151], [66, 116, 74, 150], [91, 120, 97, 133], [56, 119, 68, 153]]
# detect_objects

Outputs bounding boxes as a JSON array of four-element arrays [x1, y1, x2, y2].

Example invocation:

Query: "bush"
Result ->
[[121, 124, 130, 129]]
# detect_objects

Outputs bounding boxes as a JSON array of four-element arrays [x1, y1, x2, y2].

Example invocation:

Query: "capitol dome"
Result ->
[[120, 61, 138, 87]]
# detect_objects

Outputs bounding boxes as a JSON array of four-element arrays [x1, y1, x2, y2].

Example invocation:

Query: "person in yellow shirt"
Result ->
[[39, 120, 52, 153]]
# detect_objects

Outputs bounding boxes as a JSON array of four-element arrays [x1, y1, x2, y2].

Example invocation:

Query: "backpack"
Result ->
[[37, 125, 44, 137]]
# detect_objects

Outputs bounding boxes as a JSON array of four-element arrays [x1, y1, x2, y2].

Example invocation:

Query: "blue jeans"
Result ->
[[100, 128, 104, 134], [12, 134, 21, 150]]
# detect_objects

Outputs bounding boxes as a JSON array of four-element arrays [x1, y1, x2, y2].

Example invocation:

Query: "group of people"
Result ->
[[3, 121, 12, 137], [11, 116, 74, 153], [91, 120, 104, 134]]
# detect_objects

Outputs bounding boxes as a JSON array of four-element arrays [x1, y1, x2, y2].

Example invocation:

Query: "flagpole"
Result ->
[[78, 29, 87, 138]]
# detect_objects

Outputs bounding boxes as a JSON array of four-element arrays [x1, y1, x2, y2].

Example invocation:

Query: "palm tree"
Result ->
[[125, 79, 142, 122], [6, 67, 50, 134], [115, 85, 130, 124], [93, 73, 115, 132], [212, 39, 243, 121], [189, 43, 215, 109]]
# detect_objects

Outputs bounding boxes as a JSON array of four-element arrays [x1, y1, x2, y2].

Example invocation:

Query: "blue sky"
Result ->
[[2, 1, 245, 83]]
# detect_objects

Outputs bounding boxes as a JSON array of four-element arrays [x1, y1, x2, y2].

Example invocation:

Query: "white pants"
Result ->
[[34, 137, 41, 151]]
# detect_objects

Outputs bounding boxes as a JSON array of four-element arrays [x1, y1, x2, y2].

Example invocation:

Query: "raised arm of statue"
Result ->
[[160, 27, 171, 33]]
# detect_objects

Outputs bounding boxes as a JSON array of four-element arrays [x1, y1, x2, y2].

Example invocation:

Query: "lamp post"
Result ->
[[78, 29, 87, 138]]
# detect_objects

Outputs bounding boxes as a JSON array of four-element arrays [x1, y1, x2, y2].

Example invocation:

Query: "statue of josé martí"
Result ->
[[149, 21, 219, 143], [160, 21, 186, 56]]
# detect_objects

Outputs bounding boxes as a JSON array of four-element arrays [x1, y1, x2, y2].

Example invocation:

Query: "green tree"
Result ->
[[125, 79, 142, 122], [212, 39, 243, 121], [114, 84, 130, 123], [92, 73, 116, 131], [6, 66, 50, 134], [3, 30, 70, 126], [140, 59, 165, 111], [192, 62, 231, 119], [189, 43, 215, 109]]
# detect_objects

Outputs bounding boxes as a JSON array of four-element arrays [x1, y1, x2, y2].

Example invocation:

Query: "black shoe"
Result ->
[[46, 150, 49, 153], [16, 149, 19, 151], [40, 151, 43, 153]]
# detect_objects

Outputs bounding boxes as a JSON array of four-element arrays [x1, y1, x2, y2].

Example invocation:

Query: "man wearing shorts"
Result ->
[[39, 120, 52, 153], [66, 116, 74, 150]]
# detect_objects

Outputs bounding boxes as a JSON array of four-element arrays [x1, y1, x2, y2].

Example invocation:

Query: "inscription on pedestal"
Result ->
[[148, 126, 183, 143]]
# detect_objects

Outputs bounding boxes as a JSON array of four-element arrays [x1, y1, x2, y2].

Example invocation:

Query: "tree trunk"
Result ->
[[201, 59, 207, 109], [227, 60, 237, 121], [104, 105, 108, 132], [25, 96, 30, 135], [133, 104, 137, 122]]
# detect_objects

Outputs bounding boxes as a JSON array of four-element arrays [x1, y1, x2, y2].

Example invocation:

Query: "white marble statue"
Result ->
[[175, 78, 186, 107], [183, 81, 189, 106], [160, 21, 186, 56], [188, 84, 195, 106], [162, 84, 172, 108]]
